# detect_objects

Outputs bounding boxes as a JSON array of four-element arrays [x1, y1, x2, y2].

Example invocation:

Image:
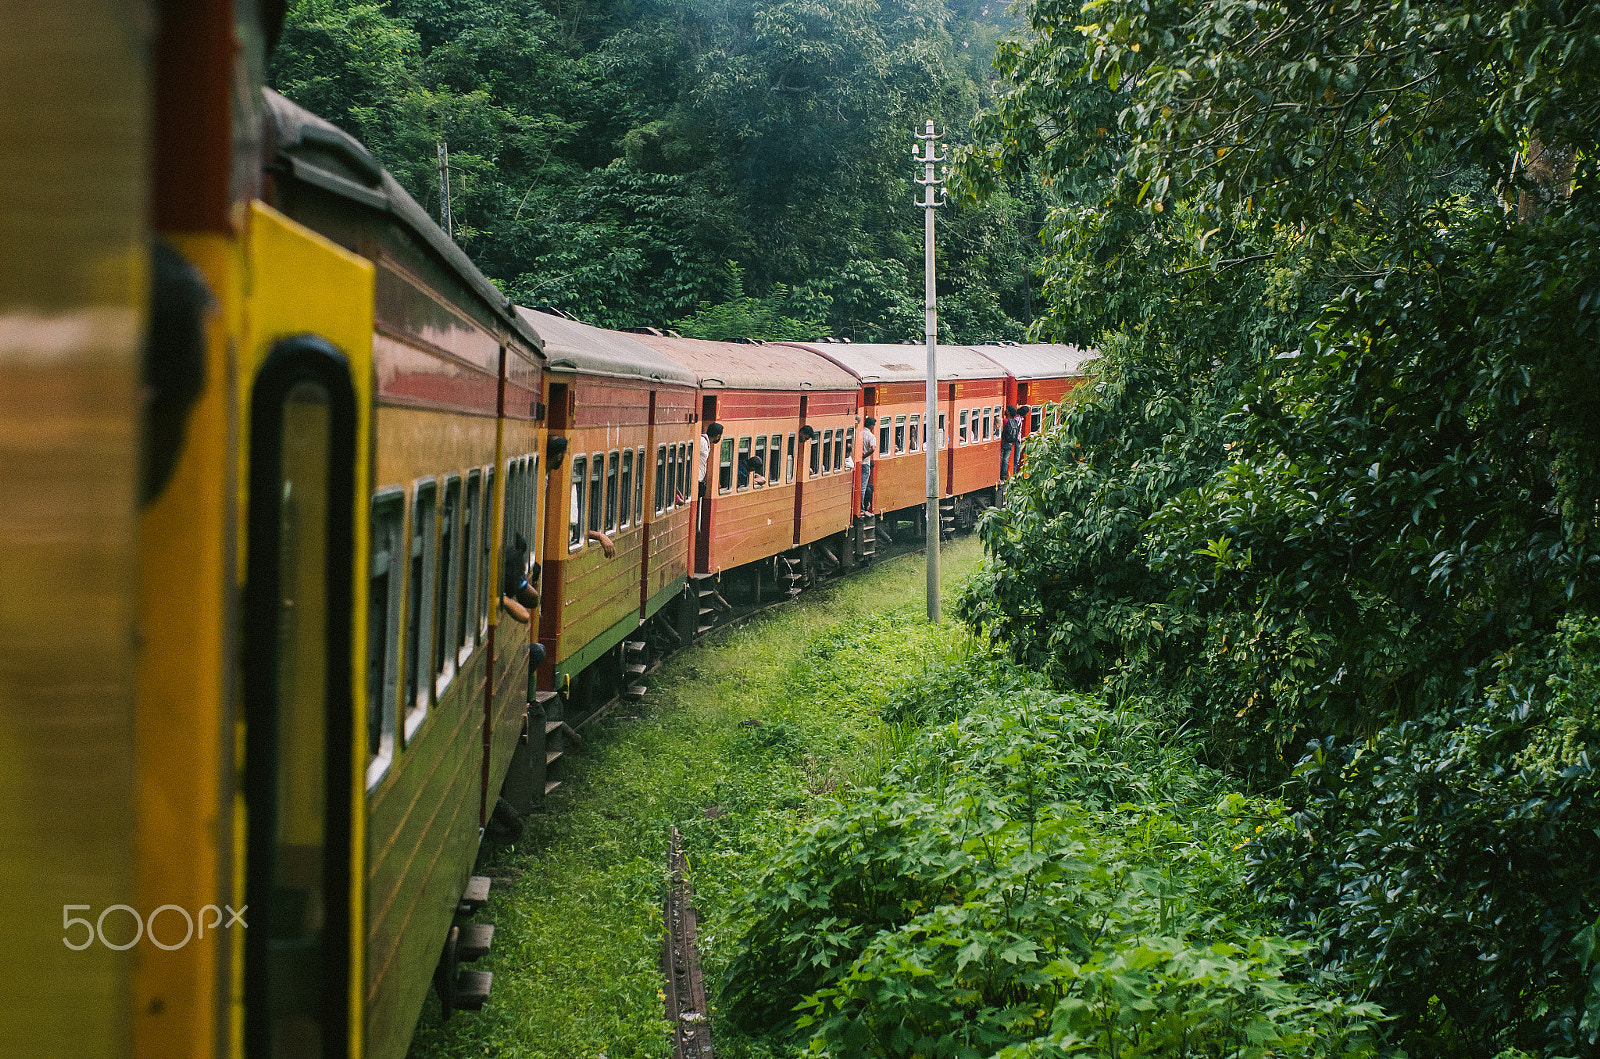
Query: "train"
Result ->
[[0, 5, 1091, 1059]]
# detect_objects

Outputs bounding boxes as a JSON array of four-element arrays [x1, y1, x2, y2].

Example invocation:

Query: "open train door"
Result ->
[[694, 395, 717, 572], [239, 203, 374, 1059]]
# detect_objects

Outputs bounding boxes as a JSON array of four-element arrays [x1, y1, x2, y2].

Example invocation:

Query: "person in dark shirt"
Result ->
[[737, 452, 766, 488], [1000, 405, 1021, 480], [500, 533, 546, 665]]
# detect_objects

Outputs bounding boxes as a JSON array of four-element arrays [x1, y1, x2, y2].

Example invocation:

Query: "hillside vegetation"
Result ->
[[951, 0, 1600, 1055], [270, 0, 1042, 341]]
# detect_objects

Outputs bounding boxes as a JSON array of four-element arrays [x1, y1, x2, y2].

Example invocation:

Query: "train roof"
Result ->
[[262, 89, 545, 356], [515, 310, 698, 386], [780, 342, 1007, 384], [971, 342, 1097, 380], [630, 335, 859, 391]]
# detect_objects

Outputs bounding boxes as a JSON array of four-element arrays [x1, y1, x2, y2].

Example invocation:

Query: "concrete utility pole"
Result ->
[[914, 120, 946, 624], [437, 139, 453, 237]]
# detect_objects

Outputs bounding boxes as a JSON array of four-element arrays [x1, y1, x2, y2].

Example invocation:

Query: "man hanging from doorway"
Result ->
[[697, 421, 724, 495], [859, 416, 877, 514], [1000, 405, 1020, 480]]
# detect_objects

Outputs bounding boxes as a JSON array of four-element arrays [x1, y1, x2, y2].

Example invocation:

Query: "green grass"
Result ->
[[408, 535, 984, 1059]]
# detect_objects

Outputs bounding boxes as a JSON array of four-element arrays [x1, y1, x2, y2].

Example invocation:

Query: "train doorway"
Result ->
[[695, 395, 717, 573], [241, 337, 356, 1059]]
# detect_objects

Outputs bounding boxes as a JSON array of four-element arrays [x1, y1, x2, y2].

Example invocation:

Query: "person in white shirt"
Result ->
[[697, 422, 724, 494], [858, 416, 877, 514]]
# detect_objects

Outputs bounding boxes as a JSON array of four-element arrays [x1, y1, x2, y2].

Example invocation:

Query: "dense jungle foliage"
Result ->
[[269, 0, 1042, 340], [951, 0, 1600, 1055]]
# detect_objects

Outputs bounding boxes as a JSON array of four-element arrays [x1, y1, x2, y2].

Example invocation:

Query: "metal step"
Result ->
[[697, 624, 716, 635], [623, 639, 647, 656], [624, 663, 647, 677], [534, 689, 559, 706], [545, 749, 563, 767], [623, 683, 647, 702], [543, 780, 562, 796], [458, 876, 491, 915], [456, 923, 494, 962], [454, 970, 492, 1011], [544, 719, 582, 744]]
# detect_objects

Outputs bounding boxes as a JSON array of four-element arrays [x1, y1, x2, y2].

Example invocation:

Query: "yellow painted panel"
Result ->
[[240, 202, 374, 1058]]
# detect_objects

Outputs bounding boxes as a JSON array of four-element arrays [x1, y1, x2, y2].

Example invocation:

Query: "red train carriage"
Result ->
[[975, 342, 1096, 446], [630, 336, 860, 577], [264, 90, 549, 1055], [519, 311, 699, 715], [784, 342, 1011, 528]]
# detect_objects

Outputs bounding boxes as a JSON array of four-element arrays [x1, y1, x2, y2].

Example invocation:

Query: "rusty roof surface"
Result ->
[[780, 342, 1008, 384], [516, 310, 698, 386], [630, 334, 859, 391], [970, 343, 1097, 380]]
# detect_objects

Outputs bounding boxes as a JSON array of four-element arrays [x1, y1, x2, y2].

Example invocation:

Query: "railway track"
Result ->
[[664, 828, 714, 1059]]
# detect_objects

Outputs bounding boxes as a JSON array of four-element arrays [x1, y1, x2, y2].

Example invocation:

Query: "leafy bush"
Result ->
[[720, 664, 1384, 1056], [1250, 614, 1600, 1058]]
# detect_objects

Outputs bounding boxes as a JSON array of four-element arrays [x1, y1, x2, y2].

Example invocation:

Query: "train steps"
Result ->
[[694, 574, 731, 635], [939, 499, 956, 541], [859, 517, 877, 562], [436, 881, 496, 1017]]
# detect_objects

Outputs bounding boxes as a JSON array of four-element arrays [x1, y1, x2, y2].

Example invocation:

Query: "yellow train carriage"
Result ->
[[258, 92, 550, 1057]]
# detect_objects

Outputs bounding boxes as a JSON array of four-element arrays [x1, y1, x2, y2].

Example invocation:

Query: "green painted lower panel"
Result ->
[[554, 608, 641, 685], [643, 574, 688, 621]]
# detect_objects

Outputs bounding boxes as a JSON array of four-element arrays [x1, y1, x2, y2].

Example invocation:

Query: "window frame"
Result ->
[[588, 452, 603, 535], [895, 414, 906, 453], [655, 444, 667, 515], [909, 414, 920, 453], [718, 438, 734, 495], [753, 434, 767, 488], [459, 470, 480, 666], [367, 488, 405, 790], [620, 448, 633, 529], [737, 435, 752, 491], [604, 450, 619, 532], [404, 478, 437, 743], [568, 455, 587, 551], [785, 433, 795, 483], [821, 429, 833, 474], [434, 475, 461, 699], [959, 408, 968, 444]]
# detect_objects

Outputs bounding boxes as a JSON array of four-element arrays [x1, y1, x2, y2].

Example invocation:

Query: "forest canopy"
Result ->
[[269, 0, 1042, 341]]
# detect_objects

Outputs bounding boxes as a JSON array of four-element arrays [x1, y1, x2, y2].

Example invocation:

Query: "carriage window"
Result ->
[[656, 445, 667, 514], [737, 436, 752, 491], [1031, 406, 1042, 433], [405, 481, 437, 738], [435, 477, 460, 695], [480, 467, 494, 635], [981, 408, 991, 440], [938, 413, 945, 447], [634, 447, 645, 518], [786, 434, 795, 483], [879, 421, 890, 454], [808, 433, 820, 477], [460, 471, 479, 662], [569, 456, 586, 550], [669, 444, 681, 508], [367, 491, 403, 788], [604, 451, 619, 532], [754, 435, 767, 488], [909, 415, 920, 453], [895, 415, 906, 453], [845, 428, 854, 462], [588, 454, 603, 535], [959, 409, 968, 443], [821, 429, 833, 474], [833, 429, 844, 471], [718, 438, 734, 494], [527, 455, 539, 557], [620, 449, 633, 528]]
